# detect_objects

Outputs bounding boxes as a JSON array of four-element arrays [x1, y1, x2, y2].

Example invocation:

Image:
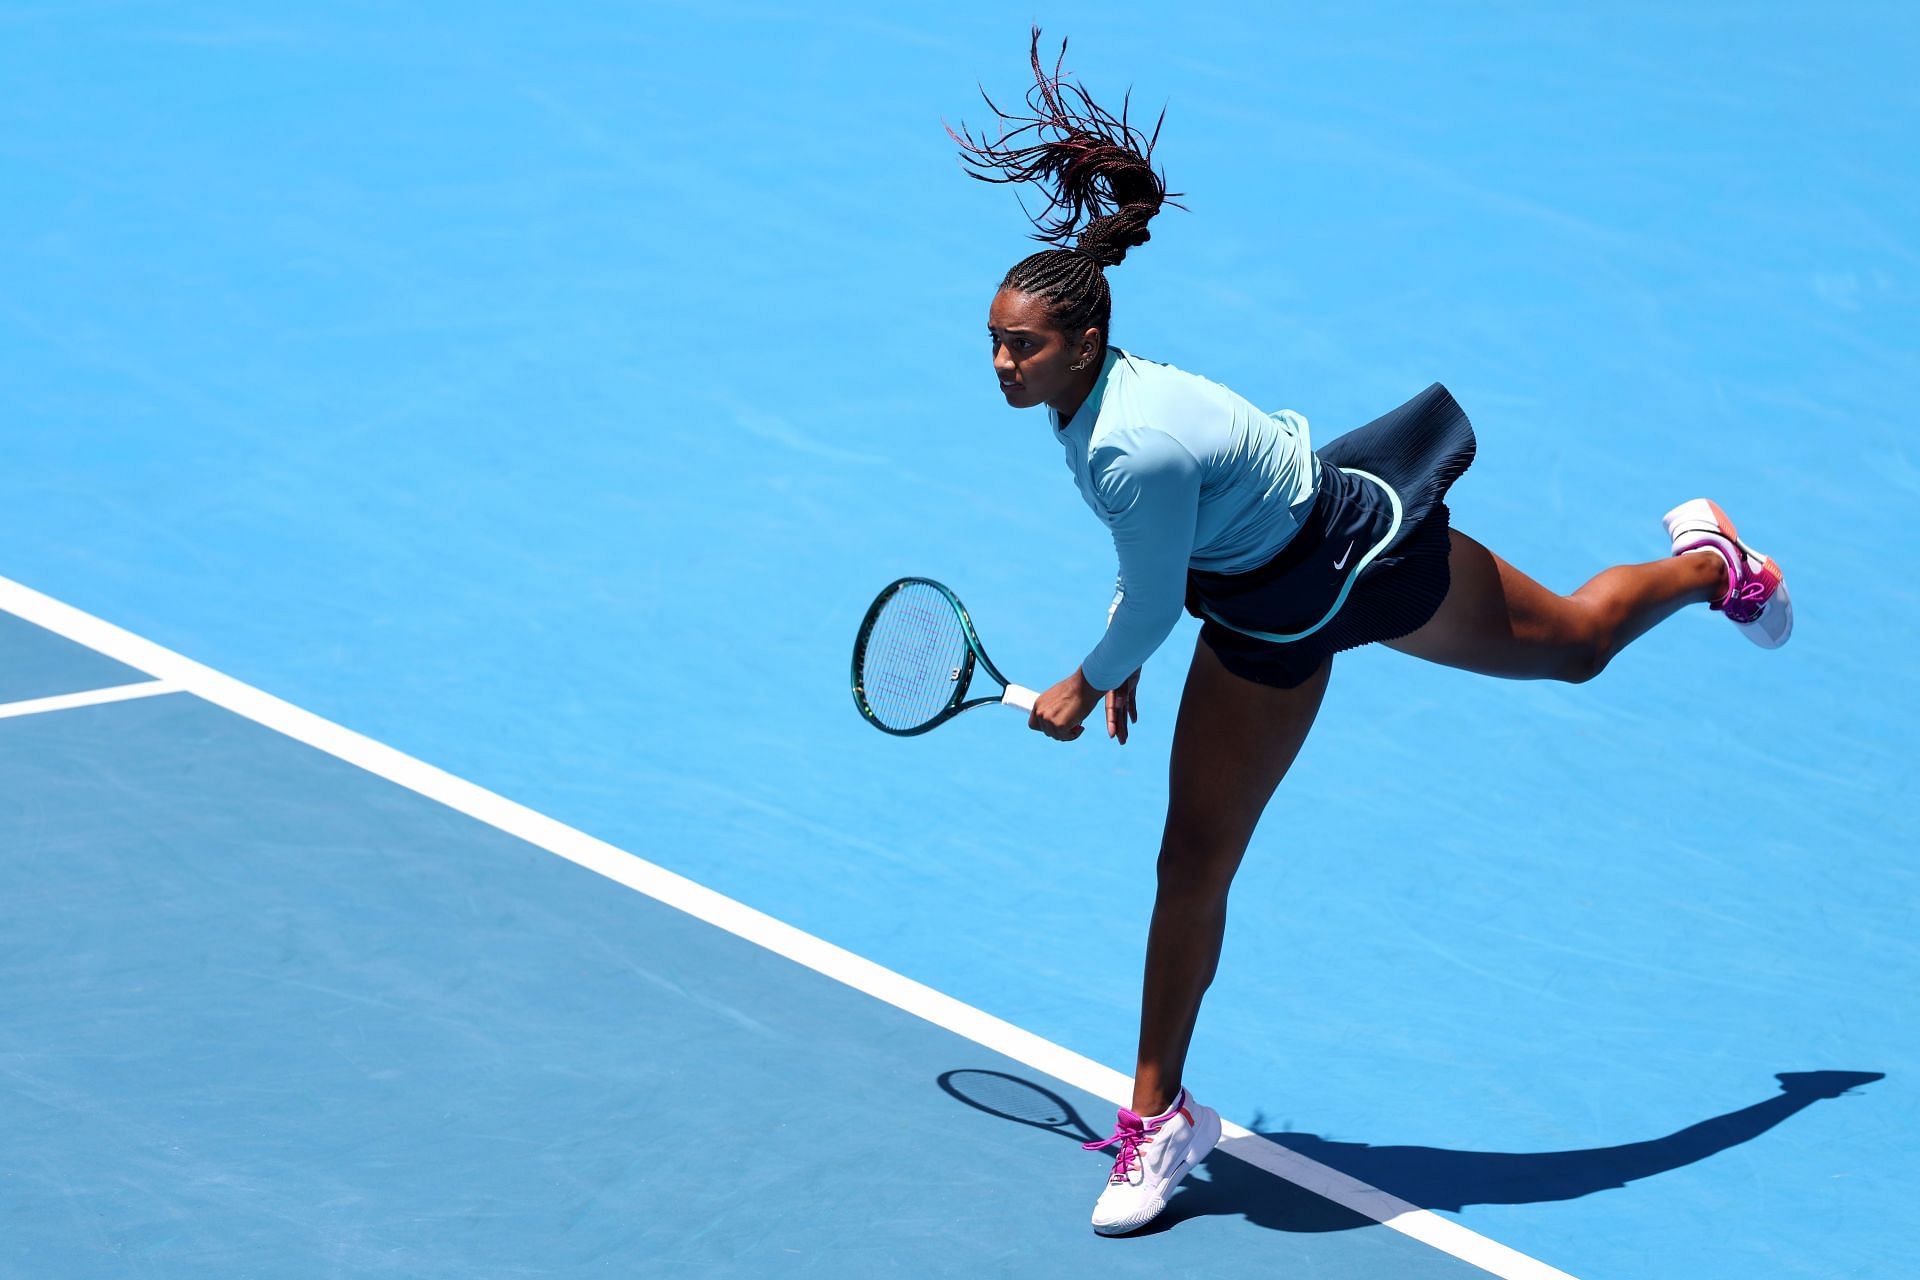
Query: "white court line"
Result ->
[[0, 572, 1575, 1280], [0, 679, 180, 720]]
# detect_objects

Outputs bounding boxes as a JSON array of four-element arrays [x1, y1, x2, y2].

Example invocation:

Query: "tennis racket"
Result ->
[[851, 576, 1038, 736]]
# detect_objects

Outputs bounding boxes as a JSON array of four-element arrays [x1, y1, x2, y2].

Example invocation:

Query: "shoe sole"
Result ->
[[1741, 578, 1793, 648], [1091, 1106, 1223, 1237]]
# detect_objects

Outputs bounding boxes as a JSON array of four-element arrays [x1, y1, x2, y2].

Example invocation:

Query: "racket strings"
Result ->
[[859, 583, 971, 730]]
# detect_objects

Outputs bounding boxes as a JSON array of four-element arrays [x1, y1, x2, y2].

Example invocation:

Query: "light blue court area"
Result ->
[[3, 2, 1918, 1277], [1, 623, 1487, 1279]]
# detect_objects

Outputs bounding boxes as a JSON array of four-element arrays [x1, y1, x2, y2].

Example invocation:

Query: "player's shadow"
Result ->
[[936, 1068, 1884, 1235]]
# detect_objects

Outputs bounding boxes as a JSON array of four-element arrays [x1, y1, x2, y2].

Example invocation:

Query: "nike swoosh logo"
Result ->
[[1333, 541, 1355, 571]]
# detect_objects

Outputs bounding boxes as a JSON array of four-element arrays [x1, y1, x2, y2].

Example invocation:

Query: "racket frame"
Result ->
[[850, 576, 1038, 737]]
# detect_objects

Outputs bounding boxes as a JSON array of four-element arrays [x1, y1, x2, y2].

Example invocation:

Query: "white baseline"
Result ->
[[0, 573, 1574, 1280]]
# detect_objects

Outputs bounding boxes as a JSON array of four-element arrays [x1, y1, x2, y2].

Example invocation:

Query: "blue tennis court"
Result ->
[[3, 4, 1915, 1277]]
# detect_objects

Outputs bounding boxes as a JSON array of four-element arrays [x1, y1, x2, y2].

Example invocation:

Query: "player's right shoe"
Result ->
[[1663, 498, 1793, 649], [1083, 1087, 1221, 1236]]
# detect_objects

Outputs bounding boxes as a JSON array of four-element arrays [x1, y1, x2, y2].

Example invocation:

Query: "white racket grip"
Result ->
[[1000, 684, 1039, 713]]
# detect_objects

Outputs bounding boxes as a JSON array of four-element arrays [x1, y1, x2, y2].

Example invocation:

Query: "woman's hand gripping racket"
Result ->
[[851, 577, 1038, 736]]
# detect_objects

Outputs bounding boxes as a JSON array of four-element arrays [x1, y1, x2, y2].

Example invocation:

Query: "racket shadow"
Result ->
[[936, 1069, 1107, 1146]]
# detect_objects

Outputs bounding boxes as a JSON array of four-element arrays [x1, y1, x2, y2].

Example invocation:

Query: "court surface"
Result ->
[[3, 3, 1916, 1277]]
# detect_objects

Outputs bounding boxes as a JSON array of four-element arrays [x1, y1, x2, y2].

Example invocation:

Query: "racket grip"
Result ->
[[1000, 684, 1039, 713]]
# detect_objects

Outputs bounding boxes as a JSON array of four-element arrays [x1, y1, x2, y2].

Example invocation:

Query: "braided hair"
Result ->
[[948, 27, 1182, 359]]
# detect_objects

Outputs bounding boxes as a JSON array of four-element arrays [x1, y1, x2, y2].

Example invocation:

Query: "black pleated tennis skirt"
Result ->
[[1184, 382, 1477, 688]]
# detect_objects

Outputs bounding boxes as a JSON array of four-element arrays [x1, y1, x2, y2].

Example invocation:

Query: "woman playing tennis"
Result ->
[[951, 31, 1792, 1236]]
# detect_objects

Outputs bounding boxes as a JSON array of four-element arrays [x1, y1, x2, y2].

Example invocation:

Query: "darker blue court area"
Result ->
[[0, 610, 147, 703], [0, 645, 1484, 1279]]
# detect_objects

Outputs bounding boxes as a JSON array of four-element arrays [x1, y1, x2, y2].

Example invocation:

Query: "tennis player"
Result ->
[[953, 31, 1792, 1235]]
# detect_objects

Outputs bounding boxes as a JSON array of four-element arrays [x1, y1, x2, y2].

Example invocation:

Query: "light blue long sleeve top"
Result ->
[[1047, 346, 1320, 691]]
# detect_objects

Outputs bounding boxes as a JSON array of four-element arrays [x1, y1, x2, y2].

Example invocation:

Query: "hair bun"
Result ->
[[1075, 206, 1156, 268]]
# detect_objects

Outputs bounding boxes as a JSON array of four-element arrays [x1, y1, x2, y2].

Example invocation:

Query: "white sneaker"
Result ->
[[1082, 1087, 1221, 1235], [1663, 497, 1793, 649]]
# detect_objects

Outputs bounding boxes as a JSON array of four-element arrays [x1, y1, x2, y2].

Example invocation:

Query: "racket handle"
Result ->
[[1000, 684, 1039, 713]]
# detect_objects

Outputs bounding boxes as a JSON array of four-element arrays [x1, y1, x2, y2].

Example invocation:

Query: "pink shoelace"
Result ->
[[1693, 541, 1771, 622], [1723, 575, 1771, 623], [1083, 1111, 1164, 1184]]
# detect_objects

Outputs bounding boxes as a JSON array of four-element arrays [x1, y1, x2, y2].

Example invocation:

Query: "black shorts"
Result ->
[[1185, 383, 1477, 689]]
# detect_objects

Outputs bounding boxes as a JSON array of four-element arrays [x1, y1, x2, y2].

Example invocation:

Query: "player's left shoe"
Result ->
[[1083, 1087, 1221, 1236], [1663, 498, 1793, 649]]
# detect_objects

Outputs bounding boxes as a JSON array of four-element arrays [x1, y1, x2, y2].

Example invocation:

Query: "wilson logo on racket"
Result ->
[[851, 577, 1038, 736]]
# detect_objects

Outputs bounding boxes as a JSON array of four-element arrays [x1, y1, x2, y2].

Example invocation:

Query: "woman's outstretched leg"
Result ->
[[1084, 637, 1328, 1236], [1383, 528, 1728, 681], [1131, 637, 1331, 1117]]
